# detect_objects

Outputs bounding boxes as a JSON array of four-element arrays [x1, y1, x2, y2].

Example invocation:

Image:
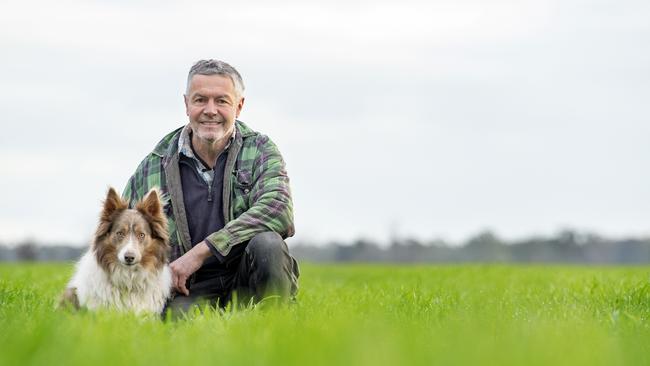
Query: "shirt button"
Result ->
[[244, 188, 250, 193]]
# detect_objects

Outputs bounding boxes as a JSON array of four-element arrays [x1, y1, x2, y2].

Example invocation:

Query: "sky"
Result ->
[[0, 0, 649, 246]]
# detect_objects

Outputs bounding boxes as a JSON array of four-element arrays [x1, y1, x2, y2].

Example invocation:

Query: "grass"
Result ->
[[1, 262, 650, 365]]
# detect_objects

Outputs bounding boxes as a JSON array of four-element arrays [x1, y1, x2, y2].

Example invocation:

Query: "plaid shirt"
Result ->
[[122, 120, 295, 260]]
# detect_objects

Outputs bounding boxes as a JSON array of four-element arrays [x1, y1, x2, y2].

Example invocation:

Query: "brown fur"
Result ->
[[95, 187, 129, 240], [59, 287, 80, 310], [93, 188, 169, 273]]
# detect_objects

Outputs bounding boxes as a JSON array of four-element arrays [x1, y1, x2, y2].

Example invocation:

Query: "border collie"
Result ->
[[60, 187, 172, 314]]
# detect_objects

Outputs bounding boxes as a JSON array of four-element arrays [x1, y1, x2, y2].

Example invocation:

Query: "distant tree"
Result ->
[[463, 230, 510, 261], [16, 239, 38, 261]]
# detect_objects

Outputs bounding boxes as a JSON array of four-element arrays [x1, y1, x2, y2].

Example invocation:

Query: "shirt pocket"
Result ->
[[232, 169, 253, 213], [234, 169, 253, 190]]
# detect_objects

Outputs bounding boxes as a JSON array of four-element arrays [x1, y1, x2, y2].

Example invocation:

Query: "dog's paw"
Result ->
[[58, 287, 80, 311]]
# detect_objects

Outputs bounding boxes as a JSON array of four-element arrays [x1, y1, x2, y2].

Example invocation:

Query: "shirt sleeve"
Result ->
[[205, 135, 294, 258]]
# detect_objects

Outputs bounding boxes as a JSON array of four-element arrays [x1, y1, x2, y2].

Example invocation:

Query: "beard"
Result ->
[[192, 118, 235, 145]]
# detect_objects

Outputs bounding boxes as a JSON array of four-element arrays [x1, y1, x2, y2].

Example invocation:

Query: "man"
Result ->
[[123, 59, 299, 313]]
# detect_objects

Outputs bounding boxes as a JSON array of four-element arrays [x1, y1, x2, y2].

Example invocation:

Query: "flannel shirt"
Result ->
[[122, 120, 295, 260]]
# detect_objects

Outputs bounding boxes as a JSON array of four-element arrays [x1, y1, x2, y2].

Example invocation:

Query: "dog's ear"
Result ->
[[96, 187, 128, 238], [137, 188, 163, 218], [137, 188, 169, 244], [102, 187, 128, 219]]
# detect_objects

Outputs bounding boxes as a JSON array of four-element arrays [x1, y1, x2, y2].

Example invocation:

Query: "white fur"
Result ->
[[117, 235, 142, 265], [68, 249, 172, 314]]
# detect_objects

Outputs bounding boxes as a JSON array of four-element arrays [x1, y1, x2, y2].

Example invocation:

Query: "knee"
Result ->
[[246, 232, 286, 258]]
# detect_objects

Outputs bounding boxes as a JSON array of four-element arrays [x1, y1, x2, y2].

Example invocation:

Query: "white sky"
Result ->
[[0, 0, 649, 246]]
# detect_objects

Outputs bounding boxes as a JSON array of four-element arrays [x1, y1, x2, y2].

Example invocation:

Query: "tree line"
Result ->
[[290, 230, 650, 263], [2, 229, 650, 263]]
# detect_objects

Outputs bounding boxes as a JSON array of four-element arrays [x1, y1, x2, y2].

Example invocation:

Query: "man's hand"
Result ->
[[169, 241, 212, 296]]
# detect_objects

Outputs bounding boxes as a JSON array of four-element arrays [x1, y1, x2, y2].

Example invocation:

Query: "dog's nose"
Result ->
[[124, 254, 135, 264]]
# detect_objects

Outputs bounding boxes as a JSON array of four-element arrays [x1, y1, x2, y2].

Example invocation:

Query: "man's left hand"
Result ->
[[169, 241, 212, 296]]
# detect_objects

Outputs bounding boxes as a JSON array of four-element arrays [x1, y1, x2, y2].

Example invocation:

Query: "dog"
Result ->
[[60, 187, 172, 314]]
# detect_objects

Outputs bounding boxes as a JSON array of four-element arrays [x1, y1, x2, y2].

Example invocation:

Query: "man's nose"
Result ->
[[203, 99, 218, 116]]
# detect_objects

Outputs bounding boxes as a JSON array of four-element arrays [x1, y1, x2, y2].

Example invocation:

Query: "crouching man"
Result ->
[[123, 59, 299, 315]]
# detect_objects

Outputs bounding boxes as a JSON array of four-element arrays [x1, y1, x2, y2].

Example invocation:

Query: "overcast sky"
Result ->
[[1, 0, 649, 246]]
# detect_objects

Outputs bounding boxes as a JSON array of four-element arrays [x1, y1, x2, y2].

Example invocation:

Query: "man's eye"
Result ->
[[138, 233, 145, 239]]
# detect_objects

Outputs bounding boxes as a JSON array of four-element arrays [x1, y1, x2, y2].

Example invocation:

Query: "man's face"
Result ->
[[184, 74, 244, 145]]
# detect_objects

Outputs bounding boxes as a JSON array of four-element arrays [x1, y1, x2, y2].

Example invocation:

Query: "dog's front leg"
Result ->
[[58, 287, 80, 311]]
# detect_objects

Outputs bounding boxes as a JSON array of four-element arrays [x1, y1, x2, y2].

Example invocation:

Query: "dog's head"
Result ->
[[93, 187, 169, 272]]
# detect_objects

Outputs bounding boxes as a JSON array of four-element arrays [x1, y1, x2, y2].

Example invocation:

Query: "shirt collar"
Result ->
[[178, 124, 236, 163]]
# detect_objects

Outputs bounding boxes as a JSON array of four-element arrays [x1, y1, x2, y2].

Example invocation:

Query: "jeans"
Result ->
[[163, 232, 300, 316]]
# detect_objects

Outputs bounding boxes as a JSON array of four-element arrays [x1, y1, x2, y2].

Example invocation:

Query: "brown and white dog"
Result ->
[[60, 187, 172, 314]]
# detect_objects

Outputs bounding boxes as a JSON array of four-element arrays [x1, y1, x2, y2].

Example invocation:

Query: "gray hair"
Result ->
[[186, 59, 245, 98]]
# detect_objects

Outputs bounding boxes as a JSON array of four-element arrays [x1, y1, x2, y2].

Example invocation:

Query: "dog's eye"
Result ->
[[138, 233, 145, 239], [116, 231, 125, 237]]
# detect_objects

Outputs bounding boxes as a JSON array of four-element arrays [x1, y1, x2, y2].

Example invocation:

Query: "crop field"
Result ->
[[1, 263, 650, 366]]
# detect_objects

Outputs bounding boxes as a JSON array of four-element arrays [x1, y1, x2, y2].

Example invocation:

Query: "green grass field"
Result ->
[[1, 263, 650, 365]]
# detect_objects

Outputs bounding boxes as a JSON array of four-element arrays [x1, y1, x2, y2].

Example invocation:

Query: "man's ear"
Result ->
[[184, 94, 190, 116], [236, 97, 245, 118]]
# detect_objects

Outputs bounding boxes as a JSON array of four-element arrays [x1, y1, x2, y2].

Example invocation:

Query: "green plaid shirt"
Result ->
[[122, 120, 295, 260]]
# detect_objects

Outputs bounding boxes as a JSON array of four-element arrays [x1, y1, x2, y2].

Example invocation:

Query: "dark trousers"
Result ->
[[163, 232, 299, 316]]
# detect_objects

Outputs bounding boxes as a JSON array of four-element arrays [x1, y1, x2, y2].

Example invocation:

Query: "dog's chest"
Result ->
[[72, 252, 171, 314]]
